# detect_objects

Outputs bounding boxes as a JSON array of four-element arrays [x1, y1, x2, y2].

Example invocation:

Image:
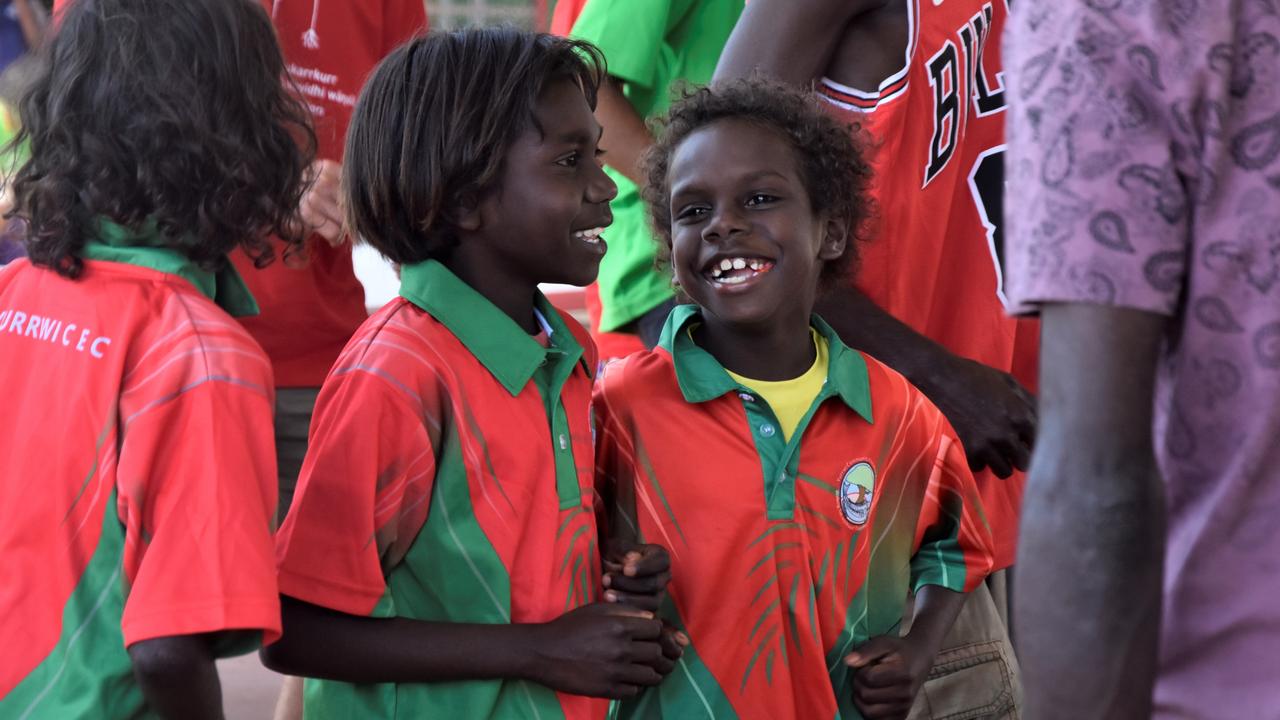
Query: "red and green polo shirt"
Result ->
[[274, 259, 608, 720], [0, 220, 281, 718], [594, 305, 994, 720]]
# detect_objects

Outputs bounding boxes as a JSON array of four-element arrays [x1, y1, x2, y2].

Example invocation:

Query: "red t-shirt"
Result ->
[[818, 0, 1034, 570], [0, 258, 279, 716], [230, 0, 428, 387]]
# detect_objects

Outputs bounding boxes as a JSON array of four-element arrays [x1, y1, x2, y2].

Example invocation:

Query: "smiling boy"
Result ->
[[262, 30, 678, 719], [594, 80, 995, 719]]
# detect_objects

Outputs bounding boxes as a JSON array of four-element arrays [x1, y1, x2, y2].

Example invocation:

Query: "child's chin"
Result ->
[[705, 303, 773, 329], [558, 265, 602, 289]]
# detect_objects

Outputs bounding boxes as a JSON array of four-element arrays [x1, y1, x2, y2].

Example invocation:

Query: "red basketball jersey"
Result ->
[[820, 0, 1035, 570]]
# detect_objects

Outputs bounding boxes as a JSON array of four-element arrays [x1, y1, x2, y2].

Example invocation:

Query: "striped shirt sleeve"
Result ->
[[909, 405, 995, 594], [275, 368, 437, 617], [114, 314, 280, 647]]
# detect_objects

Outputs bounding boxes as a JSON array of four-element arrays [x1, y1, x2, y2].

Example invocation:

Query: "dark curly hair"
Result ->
[[343, 28, 605, 265], [642, 79, 874, 287], [8, 0, 315, 279]]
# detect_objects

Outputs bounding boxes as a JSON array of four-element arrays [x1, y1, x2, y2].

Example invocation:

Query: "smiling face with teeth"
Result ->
[[465, 78, 617, 296], [667, 118, 846, 334]]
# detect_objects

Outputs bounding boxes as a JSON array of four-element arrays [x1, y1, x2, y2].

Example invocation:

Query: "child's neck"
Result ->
[[696, 311, 816, 382], [444, 257, 539, 335]]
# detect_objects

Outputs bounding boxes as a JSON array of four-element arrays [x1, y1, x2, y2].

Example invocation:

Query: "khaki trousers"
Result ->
[[903, 571, 1022, 720]]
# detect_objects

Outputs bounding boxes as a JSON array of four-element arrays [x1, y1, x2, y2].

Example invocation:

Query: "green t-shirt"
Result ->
[[571, 0, 744, 332]]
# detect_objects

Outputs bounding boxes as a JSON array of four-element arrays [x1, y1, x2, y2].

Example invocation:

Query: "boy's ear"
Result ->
[[451, 192, 483, 232], [818, 216, 849, 261]]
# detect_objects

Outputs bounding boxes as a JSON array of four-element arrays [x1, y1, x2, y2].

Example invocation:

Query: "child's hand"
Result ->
[[298, 159, 345, 245], [659, 621, 690, 667], [844, 635, 934, 719], [529, 602, 672, 699], [602, 542, 672, 612]]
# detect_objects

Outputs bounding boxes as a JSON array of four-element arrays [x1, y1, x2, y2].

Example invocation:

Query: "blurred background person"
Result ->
[[1006, 1, 1280, 717]]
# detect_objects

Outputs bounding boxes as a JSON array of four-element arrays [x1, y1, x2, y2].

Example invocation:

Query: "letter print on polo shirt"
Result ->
[[839, 461, 876, 526]]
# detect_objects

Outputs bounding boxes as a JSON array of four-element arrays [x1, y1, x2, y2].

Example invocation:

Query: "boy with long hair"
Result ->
[[0, 0, 313, 716], [263, 29, 678, 719]]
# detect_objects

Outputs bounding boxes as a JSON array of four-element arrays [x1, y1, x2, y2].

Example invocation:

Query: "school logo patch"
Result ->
[[839, 461, 876, 526]]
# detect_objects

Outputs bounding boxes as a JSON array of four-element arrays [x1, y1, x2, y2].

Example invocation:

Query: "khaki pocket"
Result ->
[[908, 640, 1018, 720]]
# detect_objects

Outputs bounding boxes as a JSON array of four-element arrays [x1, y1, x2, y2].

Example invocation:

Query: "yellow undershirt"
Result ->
[[724, 330, 830, 442]]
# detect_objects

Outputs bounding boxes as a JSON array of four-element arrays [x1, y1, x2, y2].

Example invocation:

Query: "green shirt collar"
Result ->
[[79, 218, 259, 317], [398, 259, 587, 396], [658, 304, 873, 423]]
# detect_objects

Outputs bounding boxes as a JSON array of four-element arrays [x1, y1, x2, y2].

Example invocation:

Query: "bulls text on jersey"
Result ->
[[924, 0, 1008, 186]]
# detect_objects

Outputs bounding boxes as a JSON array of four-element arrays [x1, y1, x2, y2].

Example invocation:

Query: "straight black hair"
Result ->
[[343, 27, 605, 265]]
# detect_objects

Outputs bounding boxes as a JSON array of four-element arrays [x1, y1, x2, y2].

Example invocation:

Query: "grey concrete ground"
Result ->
[[219, 654, 284, 720]]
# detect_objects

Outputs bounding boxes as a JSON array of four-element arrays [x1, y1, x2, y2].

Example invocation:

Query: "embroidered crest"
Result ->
[[839, 461, 876, 526]]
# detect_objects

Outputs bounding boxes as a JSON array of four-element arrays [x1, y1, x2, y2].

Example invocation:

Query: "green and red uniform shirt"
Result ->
[[595, 306, 994, 720], [275, 259, 608, 719], [0, 221, 281, 718]]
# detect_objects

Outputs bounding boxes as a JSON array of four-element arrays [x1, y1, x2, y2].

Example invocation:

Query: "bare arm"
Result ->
[[595, 77, 652, 187], [901, 585, 966, 666], [260, 595, 672, 699], [816, 285, 951, 382], [817, 285, 1035, 477], [846, 587, 967, 719], [129, 635, 224, 720], [1014, 303, 1166, 719], [714, 0, 886, 84], [11, 0, 45, 50]]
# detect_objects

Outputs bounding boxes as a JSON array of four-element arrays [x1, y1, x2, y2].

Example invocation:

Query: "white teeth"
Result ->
[[704, 257, 776, 283], [573, 227, 604, 244]]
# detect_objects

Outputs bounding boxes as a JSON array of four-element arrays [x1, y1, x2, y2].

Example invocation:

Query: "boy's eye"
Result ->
[[745, 193, 778, 207], [556, 152, 581, 168], [675, 204, 709, 222], [595, 149, 607, 167]]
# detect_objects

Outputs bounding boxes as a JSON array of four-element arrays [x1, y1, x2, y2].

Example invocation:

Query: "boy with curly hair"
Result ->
[[594, 80, 995, 719]]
